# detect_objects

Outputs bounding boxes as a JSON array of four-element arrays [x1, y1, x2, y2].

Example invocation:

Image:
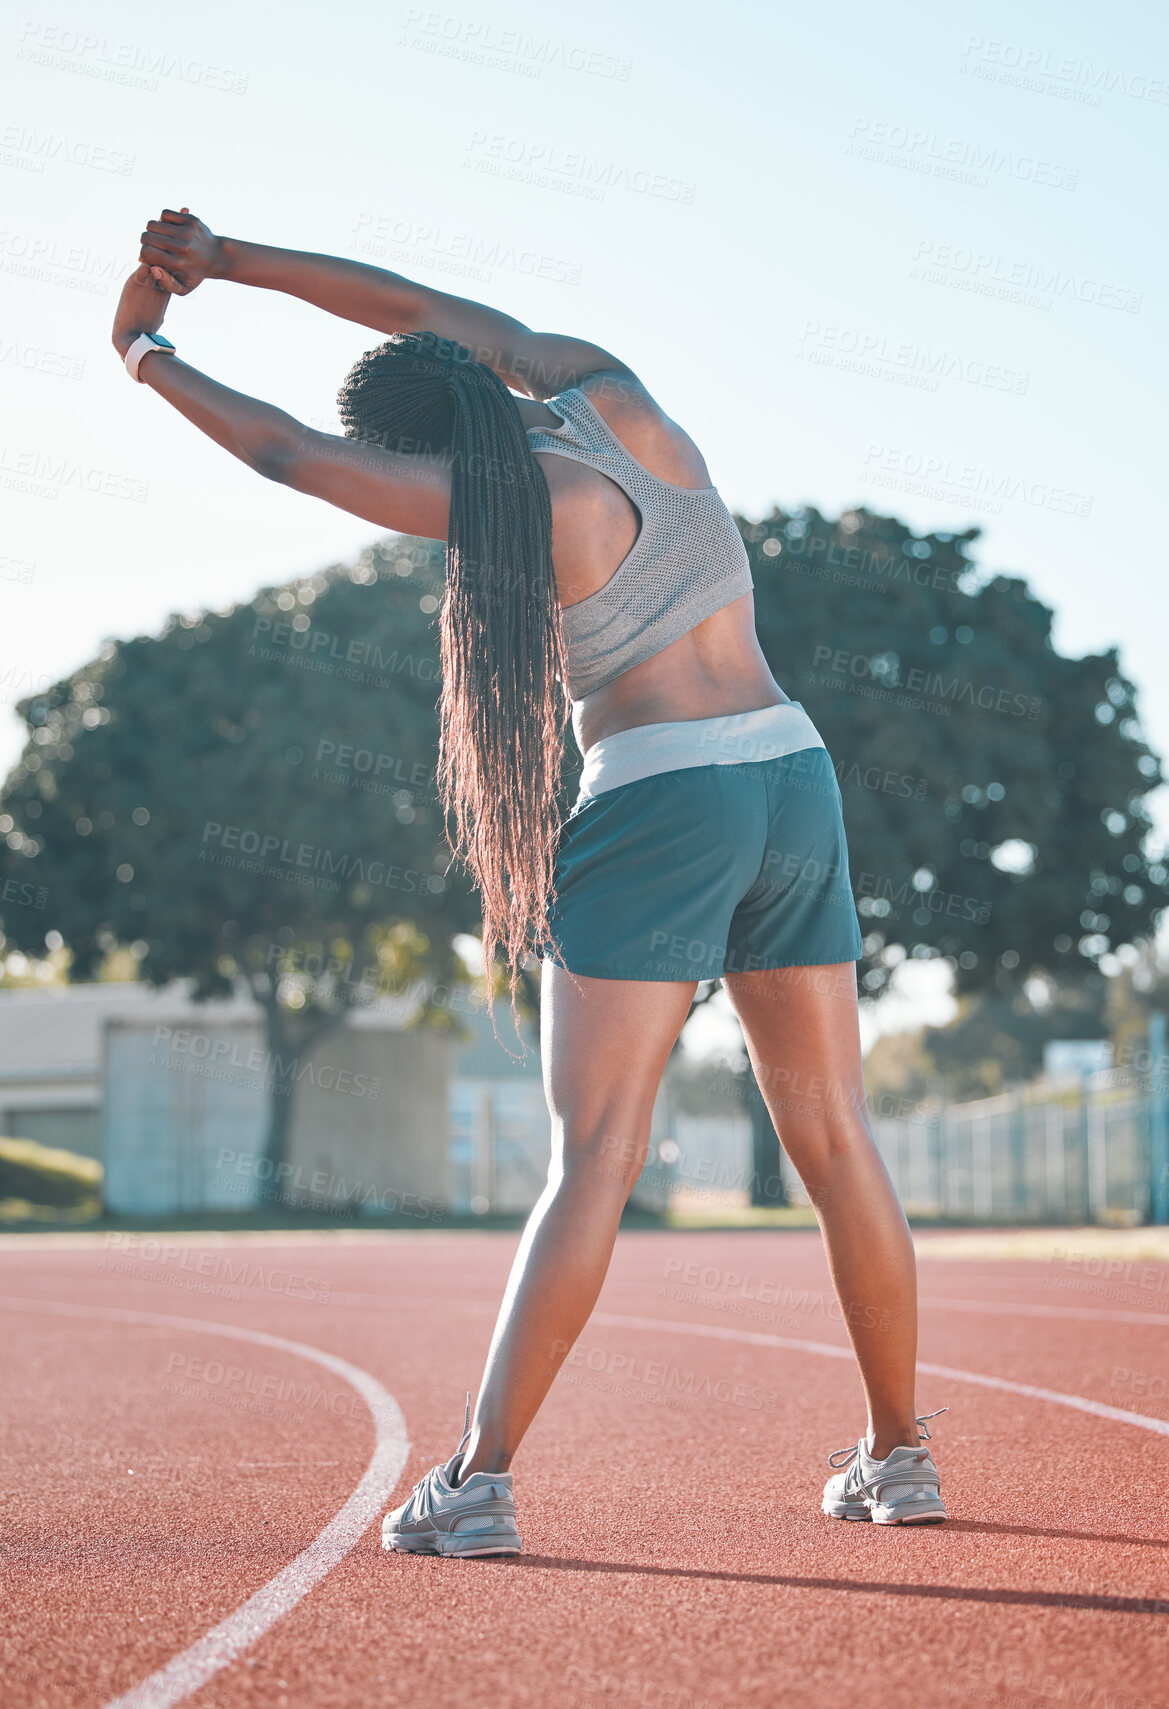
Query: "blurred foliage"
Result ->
[[1104, 946, 1169, 1073], [864, 975, 1111, 1106], [0, 943, 70, 988], [0, 537, 492, 1165], [740, 505, 1166, 1000], [0, 507, 1164, 1158]]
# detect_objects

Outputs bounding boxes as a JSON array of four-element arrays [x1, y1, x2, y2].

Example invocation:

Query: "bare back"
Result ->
[[514, 375, 789, 753]]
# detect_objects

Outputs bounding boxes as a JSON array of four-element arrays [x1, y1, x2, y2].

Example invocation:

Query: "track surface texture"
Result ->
[[3, 1227, 1168, 1709]]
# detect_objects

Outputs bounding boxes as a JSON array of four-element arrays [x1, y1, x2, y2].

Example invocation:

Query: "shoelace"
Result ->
[[826, 1407, 947, 1470], [403, 1391, 475, 1509]]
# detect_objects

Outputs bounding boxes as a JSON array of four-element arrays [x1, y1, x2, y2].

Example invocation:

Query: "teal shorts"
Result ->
[[540, 744, 864, 982]]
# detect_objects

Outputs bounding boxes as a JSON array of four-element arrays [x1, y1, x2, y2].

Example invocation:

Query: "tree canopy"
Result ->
[[2, 505, 1164, 1169], [740, 504, 1166, 1000], [0, 537, 490, 1164]]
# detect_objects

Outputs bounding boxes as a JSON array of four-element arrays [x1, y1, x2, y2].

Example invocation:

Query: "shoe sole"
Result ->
[[384, 1538, 523, 1557], [382, 1519, 522, 1558], [822, 1499, 946, 1525]]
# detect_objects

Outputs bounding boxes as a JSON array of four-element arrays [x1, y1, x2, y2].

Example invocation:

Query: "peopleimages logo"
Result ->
[[249, 615, 438, 680], [959, 35, 1169, 107], [214, 1150, 445, 1222], [150, 1027, 382, 1101], [809, 645, 1042, 720], [862, 443, 1093, 518], [909, 239, 1142, 314], [100, 1234, 330, 1301], [352, 213, 583, 287], [162, 1351, 363, 1417], [855, 870, 991, 925], [463, 131, 695, 203], [199, 820, 447, 896], [15, 21, 250, 95], [1, 875, 48, 910], [847, 117, 1079, 191]]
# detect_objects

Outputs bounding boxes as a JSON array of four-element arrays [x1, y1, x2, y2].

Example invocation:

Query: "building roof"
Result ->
[[0, 979, 540, 1081], [0, 982, 256, 1079]]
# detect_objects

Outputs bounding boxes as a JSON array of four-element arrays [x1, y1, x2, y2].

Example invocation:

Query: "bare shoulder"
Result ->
[[576, 369, 713, 489]]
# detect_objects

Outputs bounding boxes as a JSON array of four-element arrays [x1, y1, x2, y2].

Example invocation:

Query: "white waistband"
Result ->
[[575, 700, 826, 804]]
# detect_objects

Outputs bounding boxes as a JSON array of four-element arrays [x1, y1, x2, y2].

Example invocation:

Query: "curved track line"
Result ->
[[1, 1297, 411, 1709], [920, 1297, 1169, 1328], [329, 1290, 1169, 1331], [592, 1312, 1169, 1437]]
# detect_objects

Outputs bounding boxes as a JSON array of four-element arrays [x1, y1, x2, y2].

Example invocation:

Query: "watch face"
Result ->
[[151, 334, 176, 350]]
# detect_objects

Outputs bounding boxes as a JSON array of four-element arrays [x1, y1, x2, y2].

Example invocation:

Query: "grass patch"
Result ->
[[666, 1204, 820, 1230], [912, 1227, 1169, 1263], [0, 1137, 102, 1223]]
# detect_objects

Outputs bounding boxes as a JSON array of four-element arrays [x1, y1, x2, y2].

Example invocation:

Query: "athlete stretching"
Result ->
[[113, 208, 946, 1553]]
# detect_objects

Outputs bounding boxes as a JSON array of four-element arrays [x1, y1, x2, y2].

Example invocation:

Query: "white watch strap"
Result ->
[[124, 332, 175, 383]]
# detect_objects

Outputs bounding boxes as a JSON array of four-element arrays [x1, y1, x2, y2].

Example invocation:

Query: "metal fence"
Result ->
[[869, 1070, 1169, 1224]]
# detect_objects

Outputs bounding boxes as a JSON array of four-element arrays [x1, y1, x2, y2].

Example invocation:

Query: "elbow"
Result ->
[[251, 440, 297, 485], [252, 420, 316, 486]]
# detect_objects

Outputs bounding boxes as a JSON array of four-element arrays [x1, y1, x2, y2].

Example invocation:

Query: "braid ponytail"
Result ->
[[337, 331, 570, 1036]]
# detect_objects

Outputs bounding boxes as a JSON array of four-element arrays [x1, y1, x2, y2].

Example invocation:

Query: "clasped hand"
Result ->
[[111, 204, 218, 358]]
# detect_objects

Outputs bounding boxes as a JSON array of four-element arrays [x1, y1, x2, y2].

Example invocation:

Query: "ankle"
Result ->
[[865, 1422, 921, 1461], [458, 1433, 513, 1483]]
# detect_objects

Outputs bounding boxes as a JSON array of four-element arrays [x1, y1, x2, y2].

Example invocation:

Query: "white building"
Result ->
[[0, 981, 692, 1218]]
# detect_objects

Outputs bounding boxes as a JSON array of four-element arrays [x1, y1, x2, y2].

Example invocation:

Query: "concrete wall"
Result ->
[[103, 1019, 268, 1215], [284, 1025, 452, 1222], [101, 1016, 452, 1219]]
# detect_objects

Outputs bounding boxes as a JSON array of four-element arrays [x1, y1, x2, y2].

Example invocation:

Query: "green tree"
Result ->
[[1104, 946, 1169, 1084], [864, 975, 1111, 1107], [4, 508, 1163, 1187], [741, 505, 1166, 999], [0, 537, 489, 1170]]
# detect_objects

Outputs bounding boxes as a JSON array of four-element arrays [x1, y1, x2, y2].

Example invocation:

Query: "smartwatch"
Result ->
[[124, 331, 176, 382]]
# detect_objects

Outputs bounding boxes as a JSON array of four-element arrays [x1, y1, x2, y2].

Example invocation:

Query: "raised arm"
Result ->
[[111, 265, 450, 540], [138, 208, 636, 400]]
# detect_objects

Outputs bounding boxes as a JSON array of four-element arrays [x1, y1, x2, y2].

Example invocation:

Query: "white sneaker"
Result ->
[[382, 1394, 522, 1558], [822, 1408, 947, 1525]]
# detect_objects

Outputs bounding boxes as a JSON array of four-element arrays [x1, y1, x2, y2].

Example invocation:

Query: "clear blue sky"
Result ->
[[3, 0, 1166, 1038]]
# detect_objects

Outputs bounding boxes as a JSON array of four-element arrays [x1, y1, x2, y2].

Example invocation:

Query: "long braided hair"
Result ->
[[336, 330, 570, 1034]]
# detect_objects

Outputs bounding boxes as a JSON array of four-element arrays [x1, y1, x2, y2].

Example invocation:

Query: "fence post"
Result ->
[[1044, 1102, 1066, 1223], [1151, 1011, 1169, 1225], [746, 1068, 785, 1207], [1076, 1073, 1092, 1223], [1008, 1086, 1026, 1220], [929, 1107, 943, 1217], [972, 1109, 992, 1220], [473, 1082, 493, 1214], [1083, 1071, 1108, 1223]]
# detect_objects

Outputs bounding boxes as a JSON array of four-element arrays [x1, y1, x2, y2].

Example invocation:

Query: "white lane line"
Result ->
[[69, 1264, 1169, 1328], [1, 1297, 411, 1709], [591, 1312, 1169, 1438], [921, 1296, 1169, 1327], [336, 1289, 1169, 1329]]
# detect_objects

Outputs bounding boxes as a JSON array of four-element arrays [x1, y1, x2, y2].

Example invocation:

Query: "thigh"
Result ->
[[722, 962, 869, 1158], [540, 959, 697, 1187]]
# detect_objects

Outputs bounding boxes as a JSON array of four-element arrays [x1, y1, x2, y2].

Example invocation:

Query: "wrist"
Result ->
[[118, 331, 176, 380], [213, 236, 242, 282]]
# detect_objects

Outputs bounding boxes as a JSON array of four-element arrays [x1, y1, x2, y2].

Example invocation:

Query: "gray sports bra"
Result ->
[[525, 386, 754, 701]]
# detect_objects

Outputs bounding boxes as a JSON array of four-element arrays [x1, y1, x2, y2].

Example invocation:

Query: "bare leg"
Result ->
[[724, 963, 920, 1459], [459, 963, 697, 1480]]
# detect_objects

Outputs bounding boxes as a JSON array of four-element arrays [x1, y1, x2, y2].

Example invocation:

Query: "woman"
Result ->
[[116, 209, 946, 1554]]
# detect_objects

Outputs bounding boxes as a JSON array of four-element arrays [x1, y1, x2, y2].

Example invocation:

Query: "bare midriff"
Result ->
[[567, 593, 791, 756]]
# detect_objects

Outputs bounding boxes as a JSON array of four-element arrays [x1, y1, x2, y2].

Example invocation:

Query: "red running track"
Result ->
[[3, 1229, 1168, 1709]]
